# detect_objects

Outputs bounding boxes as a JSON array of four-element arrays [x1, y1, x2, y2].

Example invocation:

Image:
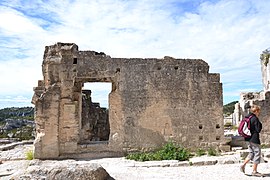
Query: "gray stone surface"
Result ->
[[1, 144, 270, 179], [0, 143, 33, 160], [20, 160, 112, 180]]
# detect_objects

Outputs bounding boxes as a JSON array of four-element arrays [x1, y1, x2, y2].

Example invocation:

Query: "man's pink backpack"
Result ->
[[238, 115, 253, 138]]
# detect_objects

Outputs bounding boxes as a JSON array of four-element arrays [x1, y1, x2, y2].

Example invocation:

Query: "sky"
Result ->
[[0, 0, 270, 109]]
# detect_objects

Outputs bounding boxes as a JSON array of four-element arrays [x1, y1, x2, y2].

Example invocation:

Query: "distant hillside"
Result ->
[[223, 101, 238, 116], [0, 107, 34, 121], [0, 107, 34, 140]]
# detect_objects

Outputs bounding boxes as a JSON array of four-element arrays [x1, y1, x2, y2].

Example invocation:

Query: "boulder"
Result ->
[[20, 160, 114, 180]]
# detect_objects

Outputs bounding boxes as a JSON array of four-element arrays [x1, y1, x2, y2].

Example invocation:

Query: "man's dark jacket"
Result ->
[[244, 113, 262, 144]]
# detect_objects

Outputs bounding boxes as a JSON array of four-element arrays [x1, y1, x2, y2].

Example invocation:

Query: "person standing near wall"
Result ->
[[240, 104, 263, 176]]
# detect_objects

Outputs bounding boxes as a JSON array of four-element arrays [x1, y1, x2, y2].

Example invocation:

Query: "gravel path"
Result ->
[[92, 157, 270, 180], [1, 144, 270, 179]]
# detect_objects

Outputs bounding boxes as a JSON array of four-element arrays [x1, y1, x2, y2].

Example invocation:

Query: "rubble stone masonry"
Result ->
[[32, 43, 224, 159], [232, 49, 270, 145]]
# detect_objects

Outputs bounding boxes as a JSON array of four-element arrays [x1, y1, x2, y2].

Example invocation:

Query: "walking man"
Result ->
[[240, 104, 263, 176]]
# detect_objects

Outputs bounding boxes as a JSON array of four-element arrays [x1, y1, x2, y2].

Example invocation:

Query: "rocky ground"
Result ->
[[1, 143, 270, 179]]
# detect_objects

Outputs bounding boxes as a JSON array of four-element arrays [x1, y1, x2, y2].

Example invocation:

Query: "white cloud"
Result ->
[[0, 7, 41, 34], [0, 0, 270, 108]]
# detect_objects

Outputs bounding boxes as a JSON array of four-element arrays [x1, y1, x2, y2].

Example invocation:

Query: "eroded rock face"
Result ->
[[2, 119, 34, 131], [20, 160, 113, 180], [261, 48, 270, 92], [81, 90, 109, 143], [232, 49, 270, 145], [233, 91, 270, 145], [32, 42, 224, 159]]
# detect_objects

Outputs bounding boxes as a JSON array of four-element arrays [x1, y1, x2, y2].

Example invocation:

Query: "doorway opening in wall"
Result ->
[[80, 82, 111, 144]]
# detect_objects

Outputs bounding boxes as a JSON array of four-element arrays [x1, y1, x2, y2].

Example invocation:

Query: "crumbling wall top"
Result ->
[[43, 42, 78, 63]]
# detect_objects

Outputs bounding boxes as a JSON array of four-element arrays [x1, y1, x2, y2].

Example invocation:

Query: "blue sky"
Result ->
[[0, 0, 270, 109]]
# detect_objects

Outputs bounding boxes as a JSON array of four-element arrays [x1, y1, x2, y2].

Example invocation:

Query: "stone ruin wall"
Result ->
[[233, 49, 270, 145], [261, 49, 270, 92], [32, 42, 224, 159], [234, 92, 270, 145], [81, 90, 109, 143]]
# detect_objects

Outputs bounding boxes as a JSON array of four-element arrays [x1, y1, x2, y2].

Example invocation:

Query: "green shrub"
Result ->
[[195, 148, 206, 156], [207, 147, 218, 156], [126, 142, 191, 162], [224, 122, 232, 128], [25, 150, 34, 160], [261, 144, 270, 149], [126, 152, 156, 161]]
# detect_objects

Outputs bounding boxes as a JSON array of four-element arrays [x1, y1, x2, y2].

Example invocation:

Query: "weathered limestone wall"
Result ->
[[233, 49, 270, 145], [258, 50, 270, 144], [32, 42, 224, 159], [80, 90, 109, 142], [258, 92, 270, 144], [235, 92, 270, 144], [32, 83, 60, 158], [261, 49, 270, 92]]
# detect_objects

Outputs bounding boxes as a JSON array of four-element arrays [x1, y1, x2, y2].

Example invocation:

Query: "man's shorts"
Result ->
[[247, 141, 261, 164]]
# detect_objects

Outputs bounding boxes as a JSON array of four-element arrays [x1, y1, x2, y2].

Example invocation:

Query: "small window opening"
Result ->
[[116, 68, 120, 73], [157, 67, 161, 70], [94, 52, 105, 56], [216, 124, 220, 129], [73, 58, 77, 64], [199, 124, 203, 129], [80, 82, 111, 143], [216, 136, 220, 140], [199, 136, 203, 140], [174, 66, 178, 70]]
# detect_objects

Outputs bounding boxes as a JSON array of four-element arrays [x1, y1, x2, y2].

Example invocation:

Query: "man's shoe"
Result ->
[[240, 165, 245, 174], [252, 171, 264, 177]]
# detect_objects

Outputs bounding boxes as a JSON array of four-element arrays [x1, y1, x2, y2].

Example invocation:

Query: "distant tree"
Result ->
[[223, 101, 238, 116]]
